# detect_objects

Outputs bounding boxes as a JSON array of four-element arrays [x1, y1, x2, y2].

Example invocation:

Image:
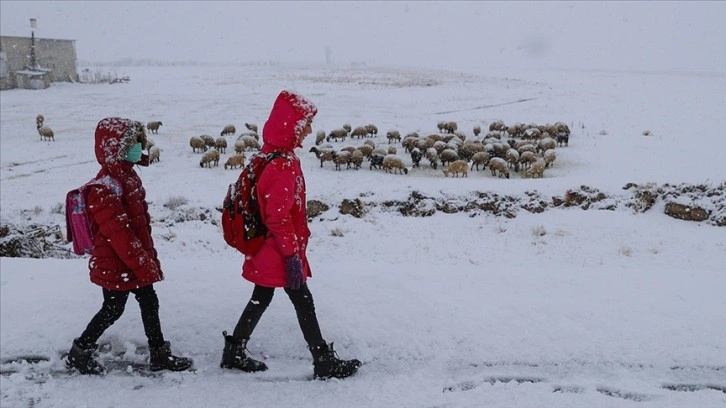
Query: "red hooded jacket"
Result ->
[[86, 117, 163, 291], [242, 91, 318, 287]]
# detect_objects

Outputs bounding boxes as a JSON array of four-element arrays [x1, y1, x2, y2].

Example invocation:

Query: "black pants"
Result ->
[[233, 284, 325, 347], [77, 285, 165, 348]]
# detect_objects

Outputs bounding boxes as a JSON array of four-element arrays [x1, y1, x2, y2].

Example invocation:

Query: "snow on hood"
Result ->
[[261, 90, 318, 150]]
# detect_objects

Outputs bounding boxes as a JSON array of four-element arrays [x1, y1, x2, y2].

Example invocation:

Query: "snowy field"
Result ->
[[1, 63, 725, 408]]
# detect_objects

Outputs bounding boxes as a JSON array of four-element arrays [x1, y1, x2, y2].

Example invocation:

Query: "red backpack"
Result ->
[[65, 176, 123, 255], [222, 152, 288, 255]]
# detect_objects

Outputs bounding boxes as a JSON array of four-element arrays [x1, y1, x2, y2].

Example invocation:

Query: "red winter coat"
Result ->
[[86, 117, 163, 291], [242, 91, 318, 287]]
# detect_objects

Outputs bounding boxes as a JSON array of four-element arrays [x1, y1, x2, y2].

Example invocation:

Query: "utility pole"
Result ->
[[29, 18, 37, 69]]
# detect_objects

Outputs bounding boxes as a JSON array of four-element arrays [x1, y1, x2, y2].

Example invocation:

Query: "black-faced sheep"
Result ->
[[382, 154, 408, 175], [244, 123, 258, 133], [220, 124, 236, 136], [525, 159, 546, 178], [37, 123, 54, 141], [189, 136, 207, 153], [442, 160, 468, 178], [146, 121, 162, 134], [149, 145, 160, 163], [199, 149, 220, 168], [369, 153, 385, 170], [36, 114, 44, 127], [488, 157, 510, 179], [215, 137, 228, 153], [386, 130, 401, 144], [555, 121, 570, 147], [224, 154, 246, 169], [410, 147, 422, 168]]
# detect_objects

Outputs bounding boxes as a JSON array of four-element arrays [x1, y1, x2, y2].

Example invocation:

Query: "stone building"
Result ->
[[0, 35, 79, 90]]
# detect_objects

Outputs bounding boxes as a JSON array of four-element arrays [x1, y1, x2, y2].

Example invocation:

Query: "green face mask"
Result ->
[[125, 142, 143, 163]]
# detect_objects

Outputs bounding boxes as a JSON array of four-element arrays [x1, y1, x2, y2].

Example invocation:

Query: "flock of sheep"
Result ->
[[309, 120, 571, 179], [33, 114, 570, 180]]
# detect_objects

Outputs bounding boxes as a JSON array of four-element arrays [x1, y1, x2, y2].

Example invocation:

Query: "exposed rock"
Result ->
[[307, 200, 330, 219], [339, 198, 366, 218], [664, 202, 710, 222]]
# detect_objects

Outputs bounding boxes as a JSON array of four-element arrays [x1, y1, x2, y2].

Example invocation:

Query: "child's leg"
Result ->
[[132, 285, 164, 347], [283, 284, 325, 347], [232, 285, 275, 340], [77, 288, 130, 347]]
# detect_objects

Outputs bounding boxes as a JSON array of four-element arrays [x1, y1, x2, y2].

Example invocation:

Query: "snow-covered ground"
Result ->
[[1, 63, 725, 407]]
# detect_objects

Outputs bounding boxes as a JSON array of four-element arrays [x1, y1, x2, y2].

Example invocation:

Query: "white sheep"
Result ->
[[199, 149, 220, 168], [488, 157, 510, 179], [237, 135, 260, 151], [220, 124, 236, 136], [224, 154, 246, 169], [149, 145, 160, 163], [146, 121, 162, 134], [189, 136, 207, 153], [315, 130, 326, 146], [350, 150, 364, 170], [525, 159, 546, 178], [200, 134, 216, 149], [382, 154, 408, 174], [37, 123, 54, 141], [350, 126, 368, 139], [215, 137, 228, 153], [442, 160, 468, 178], [309, 146, 336, 167], [424, 147, 439, 169], [327, 128, 348, 142], [518, 151, 537, 170], [537, 137, 556, 154], [439, 148, 459, 166], [543, 149, 557, 168], [333, 151, 352, 171]]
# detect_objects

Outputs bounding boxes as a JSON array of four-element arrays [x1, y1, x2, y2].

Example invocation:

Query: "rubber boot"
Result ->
[[309, 342, 361, 380], [65, 338, 106, 375], [149, 341, 193, 372], [220, 331, 268, 372]]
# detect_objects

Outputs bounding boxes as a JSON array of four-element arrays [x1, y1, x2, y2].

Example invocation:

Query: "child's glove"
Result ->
[[285, 255, 304, 290]]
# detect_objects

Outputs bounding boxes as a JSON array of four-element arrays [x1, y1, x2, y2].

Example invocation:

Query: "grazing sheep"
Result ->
[[410, 147, 422, 168], [489, 120, 507, 134], [349, 126, 368, 139], [149, 145, 160, 163], [402, 135, 419, 153], [537, 137, 557, 154], [215, 137, 228, 153], [342, 124, 352, 134], [443, 121, 458, 134], [332, 151, 352, 171], [439, 148, 459, 167], [234, 140, 246, 154], [543, 149, 557, 168], [436, 121, 447, 133], [387, 146, 397, 155], [505, 148, 520, 172], [473, 125, 481, 137], [386, 130, 401, 144], [555, 121, 570, 147], [382, 154, 408, 175], [220, 124, 236, 136], [470, 151, 491, 171], [224, 154, 246, 169], [199, 149, 220, 168], [350, 150, 364, 170], [189, 136, 207, 153], [518, 151, 538, 170], [525, 159, 546, 178], [37, 123, 54, 141], [200, 134, 216, 149], [146, 121, 162, 134], [363, 139, 376, 149], [356, 144, 374, 159], [488, 157, 510, 179], [315, 130, 326, 145], [244, 123, 258, 133], [442, 160, 468, 178], [365, 124, 378, 137], [369, 153, 385, 170], [236, 135, 260, 151], [327, 128, 348, 142], [309, 146, 335, 167], [424, 147, 439, 169]]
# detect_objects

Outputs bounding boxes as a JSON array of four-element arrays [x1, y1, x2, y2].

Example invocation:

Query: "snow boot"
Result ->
[[220, 331, 268, 372], [309, 342, 361, 380], [65, 338, 106, 375], [149, 341, 193, 372]]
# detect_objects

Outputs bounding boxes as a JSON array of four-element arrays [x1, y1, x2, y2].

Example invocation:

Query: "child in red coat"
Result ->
[[65, 117, 192, 375]]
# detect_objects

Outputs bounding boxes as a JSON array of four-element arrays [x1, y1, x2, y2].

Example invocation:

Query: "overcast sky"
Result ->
[[1, 1, 724, 72]]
